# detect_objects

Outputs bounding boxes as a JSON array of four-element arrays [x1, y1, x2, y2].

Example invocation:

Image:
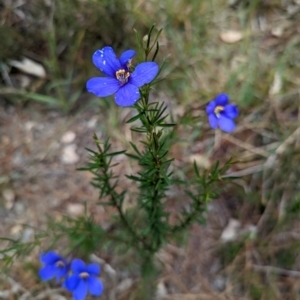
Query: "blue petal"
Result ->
[[218, 115, 236, 132], [40, 251, 61, 265], [65, 274, 80, 291], [129, 62, 159, 87], [86, 263, 100, 276], [115, 83, 140, 107], [119, 50, 136, 67], [208, 114, 218, 129], [71, 259, 86, 273], [56, 266, 68, 281], [73, 280, 88, 300], [224, 104, 238, 119], [214, 93, 229, 106], [92, 47, 121, 77], [206, 100, 216, 115], [86, 77, 120, 97], [87, 277, 104, 296], [39, 265, 57, 281]]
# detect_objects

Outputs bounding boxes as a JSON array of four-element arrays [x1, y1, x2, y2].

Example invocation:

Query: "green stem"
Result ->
[[171, 188, 210, 233], [135, 95, 168, 252], [96, 141, 152, 252]]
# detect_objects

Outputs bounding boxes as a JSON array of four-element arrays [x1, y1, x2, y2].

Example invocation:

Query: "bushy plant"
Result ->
[[1, 26, 239, 300]]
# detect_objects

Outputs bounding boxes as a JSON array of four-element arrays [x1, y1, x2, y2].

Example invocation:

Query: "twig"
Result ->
[[222, 164, 264, 178], [0, 276, 28, 298], [275, 126, 300, 155], [256, 184, 277, 231], [251, 264, 300, 278], [223, 135, 269, 158], [213, 128, 221, 150]]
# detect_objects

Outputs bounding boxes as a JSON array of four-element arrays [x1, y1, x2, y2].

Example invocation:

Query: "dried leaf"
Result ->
[[9, 57, 46, 78]]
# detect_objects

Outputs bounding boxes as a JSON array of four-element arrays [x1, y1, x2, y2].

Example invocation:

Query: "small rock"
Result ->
[[212, 276, 227, 292], [116, 278, 133, 293], [11, 225, 23, 236], [220, 218, 240, 242], [61, 131, 76, 144], [90, 254, 117, 278], [13, 202, 25, 215], [220, 30, 243, 43], [271, 26, 284, 37], [2, 189, 15, 210], [86, 116, 98, 128], [61, 144, 79, 164], [156, 281, 168, 298], [66, 203, 84, 216], [24, 121, 36, 131]]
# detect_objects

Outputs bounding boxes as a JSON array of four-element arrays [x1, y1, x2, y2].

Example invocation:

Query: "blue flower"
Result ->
[[206, 93, 238, 132], [65, 259, 103, 300], [86, 46, 159, 107], [39, 251, 68, 282]]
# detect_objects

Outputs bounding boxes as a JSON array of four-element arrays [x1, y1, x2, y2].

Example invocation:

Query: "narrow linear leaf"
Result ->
[[126, 113, 143, 123], [105, 150, 127, 157], [129, 142, 142, 156], [193, 161, 200, 177], [130, 127, 148, 133], [125, 153, 141, 160]]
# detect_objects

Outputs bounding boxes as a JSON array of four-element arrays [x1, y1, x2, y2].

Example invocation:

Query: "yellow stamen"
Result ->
[[79, 272, 90, 279], [214, 105, 224, 118], [55, 260, 65, 268], [116, 69, 130, 84]]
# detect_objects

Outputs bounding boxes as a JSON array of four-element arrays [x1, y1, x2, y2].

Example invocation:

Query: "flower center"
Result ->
[[116, 69, 130, 84], [214, 105, 224, 118], [79, 272, 90, 279], [55, 260, 65, 268]]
